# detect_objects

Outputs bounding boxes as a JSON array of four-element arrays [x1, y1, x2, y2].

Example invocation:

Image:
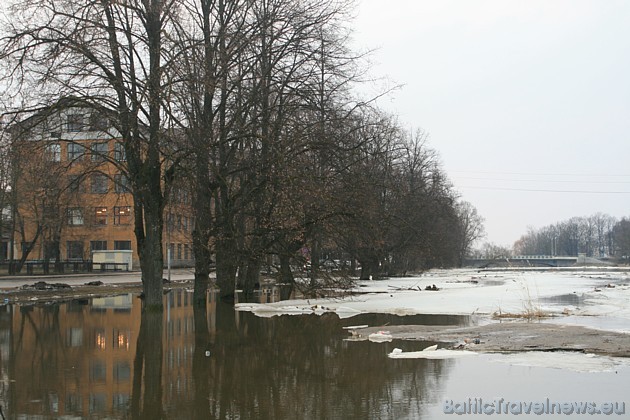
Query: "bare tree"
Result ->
[[1, 0, 181, 308], [455, 200, 485, 265]]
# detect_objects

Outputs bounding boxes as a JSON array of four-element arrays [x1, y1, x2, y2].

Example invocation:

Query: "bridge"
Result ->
[[465, 255, 579, 268]]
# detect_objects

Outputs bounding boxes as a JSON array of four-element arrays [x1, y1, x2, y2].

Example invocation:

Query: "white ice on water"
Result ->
[[234, 268, 630, 371]]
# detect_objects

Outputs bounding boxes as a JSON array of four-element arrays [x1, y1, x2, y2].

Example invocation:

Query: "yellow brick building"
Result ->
[[9, 103, 193, 270]]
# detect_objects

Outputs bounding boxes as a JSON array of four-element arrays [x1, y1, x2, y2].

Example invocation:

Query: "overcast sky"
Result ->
[[351, 0, 630, 247]]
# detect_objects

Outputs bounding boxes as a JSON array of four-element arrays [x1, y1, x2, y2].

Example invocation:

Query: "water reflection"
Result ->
[[0, 289, 459, 419]]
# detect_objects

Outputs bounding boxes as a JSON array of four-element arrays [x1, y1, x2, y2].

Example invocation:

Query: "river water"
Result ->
[[0, 289, 628, 419]]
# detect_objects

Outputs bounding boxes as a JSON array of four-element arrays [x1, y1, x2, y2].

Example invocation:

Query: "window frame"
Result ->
[[91, 142, 109, 162], [66, 240, 84, 260], [67, 143, 85, 161], [114, 240, 132, 251], [113, 206, 132, 225], [93, 207, 108, 226], [91, 173, 109, 194], [67, 208, 84, 226], [67, 114, 84, 132], [114, 173, 131, 193], [45, 143, 61, 162]]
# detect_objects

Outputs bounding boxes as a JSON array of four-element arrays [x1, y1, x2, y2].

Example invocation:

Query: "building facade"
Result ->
[[9, 103, 193, 269]]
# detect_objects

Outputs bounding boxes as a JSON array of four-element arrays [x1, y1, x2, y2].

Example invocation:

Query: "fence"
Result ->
[[0, 260, 131, 276]]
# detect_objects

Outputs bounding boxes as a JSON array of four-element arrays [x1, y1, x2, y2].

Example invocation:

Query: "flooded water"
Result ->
[[0, 289, 628, 419]]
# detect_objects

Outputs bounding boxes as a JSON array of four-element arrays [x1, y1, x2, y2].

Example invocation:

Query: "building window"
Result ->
[[91, 142, 109, 162], [90, 241, 107, 252], [44, 241, 59, 260], [114, 173, 131, 193], [114, 206, 131, 225], [45, 143, 61, 162], [67, 143, 85, 161], [177, 243, 182, 260], [90, 113, 108, 131], [184, 244, 189, 260], [66, 327, 83, 347], [67, 208, 84, 226], [67, 241, 84, 260], [68, 175, 85, 193], [114, 142, 126, 162], [114, 240, 132, 251], [91, 173, 108, 194], [94, 207, 107, 225], [67, 114, 84, 132], [113, 361, 131, 383]]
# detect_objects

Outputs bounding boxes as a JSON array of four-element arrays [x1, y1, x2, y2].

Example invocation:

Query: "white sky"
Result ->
[[351, 0, 630, 246]]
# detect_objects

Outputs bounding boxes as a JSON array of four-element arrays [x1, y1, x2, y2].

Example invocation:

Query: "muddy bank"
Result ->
[[354, 322, 630, 357]]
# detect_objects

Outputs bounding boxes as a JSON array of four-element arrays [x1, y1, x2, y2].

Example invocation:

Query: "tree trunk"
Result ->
[[215, 236, 238, 300], [278, 253, 294, 300], [136, 194, 164, 310]]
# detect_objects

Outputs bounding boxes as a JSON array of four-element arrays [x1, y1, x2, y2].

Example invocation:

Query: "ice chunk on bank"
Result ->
[[388, 347, 477, 359], [368, 331, 393, 342]]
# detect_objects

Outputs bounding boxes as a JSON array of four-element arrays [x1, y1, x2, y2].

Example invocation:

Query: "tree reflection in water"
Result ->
[[131, 310, 164, 419], [1, 289, 454, 419]]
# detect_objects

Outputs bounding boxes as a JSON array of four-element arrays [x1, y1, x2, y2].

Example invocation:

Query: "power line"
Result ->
[[450, 170, 630, 178], [459, 186, 630, 194], [452, 176, 630, 185]]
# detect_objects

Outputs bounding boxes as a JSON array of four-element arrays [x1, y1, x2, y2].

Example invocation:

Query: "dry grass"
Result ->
[[492, 279, 553, 319]]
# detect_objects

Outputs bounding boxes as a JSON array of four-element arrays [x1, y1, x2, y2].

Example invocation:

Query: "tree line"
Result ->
[[0, 0, 484, 309], [512, 213, 630, 260]]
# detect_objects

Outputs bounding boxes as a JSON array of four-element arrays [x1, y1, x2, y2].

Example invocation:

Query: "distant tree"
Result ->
[[513, 213, 619, 258], [612, 218, 630, 262], [455, 200, 485, 265]]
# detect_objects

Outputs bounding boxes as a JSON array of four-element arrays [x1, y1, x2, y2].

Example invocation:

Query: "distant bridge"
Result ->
[[465, 255, 578, 268]]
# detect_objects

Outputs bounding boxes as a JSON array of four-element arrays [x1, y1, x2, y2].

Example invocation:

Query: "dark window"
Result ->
[[113, 361, 131, 382], [114, 206, 132, 225], [67, 241, 84, 260], [90, 114, 108, 131], [184, 244, 189, 260], [44, 241, 60, 260], [66, 394, 82, 414], [113, 394, 129, 411], [67, 143, 85, 160], [67, 208, 84, 226], [114, 240, 132, 251], [90, 241, 107, 252], [114, 142, 126, 162], [89, 361, 106, 383], [68, 175, 85, 193], [94, 207, 107, 225], [67, 114, 84, 132], [91, 173, 108, 194], [91, 142, 108, 162], [177, 243, 182, 260], [114, 174, 131, 193]]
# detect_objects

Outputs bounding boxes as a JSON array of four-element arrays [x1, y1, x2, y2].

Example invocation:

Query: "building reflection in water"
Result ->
[[0, 287, 452, 419]]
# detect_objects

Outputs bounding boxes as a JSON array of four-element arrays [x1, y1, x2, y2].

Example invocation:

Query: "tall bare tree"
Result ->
[[1, 0, 180, 309]]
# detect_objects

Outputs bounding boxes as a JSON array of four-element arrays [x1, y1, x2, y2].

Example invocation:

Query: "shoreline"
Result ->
[[353, 322, 630, 358]]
